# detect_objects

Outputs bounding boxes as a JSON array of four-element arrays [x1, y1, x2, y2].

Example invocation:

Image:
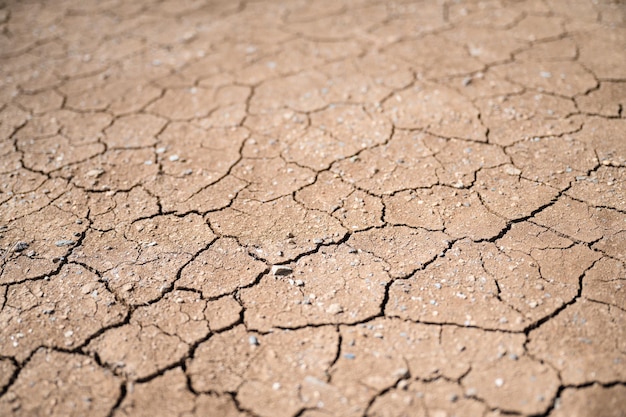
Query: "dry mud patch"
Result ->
[[1, 1, 625, 416]]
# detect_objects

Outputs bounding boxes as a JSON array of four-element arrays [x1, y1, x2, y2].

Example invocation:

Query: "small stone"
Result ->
[[169, 155, 180, 162], [495, 378, 504, 387], [81, 283, 96, 294], [85, 169, 104, 178], [55, 240, 75, 247], [271, 265, 293, 276], [294, 279, 304, 286], [13, 241, 29, 252], [326, 303, 343, 315], [394, 368, 409, 379], [505, 166, 522, 176], [248, 335, 259, 346]]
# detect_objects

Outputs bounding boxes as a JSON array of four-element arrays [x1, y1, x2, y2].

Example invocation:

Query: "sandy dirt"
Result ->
[[1, 0, 625, 416]]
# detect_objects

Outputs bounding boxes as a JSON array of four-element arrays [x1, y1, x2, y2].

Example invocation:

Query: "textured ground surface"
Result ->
[[1, 0, 625, 416]]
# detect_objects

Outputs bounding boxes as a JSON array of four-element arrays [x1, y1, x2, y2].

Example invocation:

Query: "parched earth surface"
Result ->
[[1, 0, 625, 416]]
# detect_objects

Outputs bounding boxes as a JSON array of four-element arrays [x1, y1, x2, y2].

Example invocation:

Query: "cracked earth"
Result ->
[[0, 0, 625, 416]]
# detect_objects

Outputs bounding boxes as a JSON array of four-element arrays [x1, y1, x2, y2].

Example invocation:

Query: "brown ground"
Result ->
[[0, 0, 625, 416]]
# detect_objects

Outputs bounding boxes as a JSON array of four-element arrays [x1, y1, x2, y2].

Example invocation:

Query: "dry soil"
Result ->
[[0, 1, 625, 416]]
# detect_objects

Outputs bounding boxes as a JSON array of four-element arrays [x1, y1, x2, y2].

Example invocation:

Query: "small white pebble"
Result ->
[[326, 303, 343, 315], [271, 265, 293, 276]]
